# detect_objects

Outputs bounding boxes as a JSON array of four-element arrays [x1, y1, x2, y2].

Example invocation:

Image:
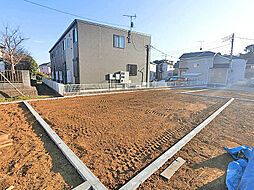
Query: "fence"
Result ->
[[42, 78, 206, 96], [64, 81, 206, 94], [0, 70, 23, 83]]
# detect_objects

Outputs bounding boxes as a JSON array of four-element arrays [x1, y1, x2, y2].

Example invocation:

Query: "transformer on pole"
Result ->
[[123, 14, 136, 43]]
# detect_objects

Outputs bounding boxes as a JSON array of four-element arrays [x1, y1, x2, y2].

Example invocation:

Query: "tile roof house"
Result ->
[[179, 51, 246, 85]]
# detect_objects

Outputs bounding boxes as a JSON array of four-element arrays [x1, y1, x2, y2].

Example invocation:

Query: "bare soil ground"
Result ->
[[139, 100, 254, 190], [0, 103, 83, 189], [30, 89, 226, 189], [196, 89, 254, 100]]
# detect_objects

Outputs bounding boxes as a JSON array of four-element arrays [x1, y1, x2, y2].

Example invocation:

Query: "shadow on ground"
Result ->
[[31, 80, 61, 97], [0, 90, 11, 98], [19, 103, 83, 188], [193, 153, 233, 190]]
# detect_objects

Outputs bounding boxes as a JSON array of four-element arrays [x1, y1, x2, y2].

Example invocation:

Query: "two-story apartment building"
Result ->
[[179, 51, 246, 85], [38, 62, 51, 75], [49, 19, 151, 84]]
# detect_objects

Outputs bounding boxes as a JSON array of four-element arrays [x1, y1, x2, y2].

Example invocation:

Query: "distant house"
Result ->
[[150, 62, 157, 81], [240, 44, 254, 79], [49, 19, 151, 84], [173, 61, 180, 76], [179, 51, 246, 85], [153, 59, 174, 81], [38, 62, 51, 75]]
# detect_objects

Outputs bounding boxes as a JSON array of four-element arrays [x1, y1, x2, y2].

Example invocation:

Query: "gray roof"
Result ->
[[223, 55, 241, 59], [179, 51, 215, 59], [212, 64, 230, 68], [39, 62, 50, 66]]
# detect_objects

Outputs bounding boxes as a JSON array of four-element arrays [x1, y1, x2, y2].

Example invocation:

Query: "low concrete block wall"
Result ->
[[42, 78, 65, 96]]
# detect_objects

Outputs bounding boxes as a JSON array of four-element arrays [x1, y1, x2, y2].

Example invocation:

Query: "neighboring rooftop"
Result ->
[[212, 63, 230, 68], [39, 62, 50, 66], [179, 51, 215, 59], [223, 55, 241, 59]]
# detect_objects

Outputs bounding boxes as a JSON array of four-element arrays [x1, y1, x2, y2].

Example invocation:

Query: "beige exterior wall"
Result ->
[[77, 20, 151, 84], [50, 20, 151, 84]]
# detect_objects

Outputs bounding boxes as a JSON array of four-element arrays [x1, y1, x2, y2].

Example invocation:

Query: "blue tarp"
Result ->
[[224, 146, 254, 190]]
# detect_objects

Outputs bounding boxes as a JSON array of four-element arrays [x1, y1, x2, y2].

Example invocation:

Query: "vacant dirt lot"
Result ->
[[196, 89, 254, 100], [139, 100, 254, 190], [31, 89, 226, 189], [0, 103, 83, 189]]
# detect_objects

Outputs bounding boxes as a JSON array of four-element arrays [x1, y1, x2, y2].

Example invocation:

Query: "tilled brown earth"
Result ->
[[0, 103, 83, 189], [196, 89, 254, 100], [139, 100, 254, 190], [31, 89, 226, 189]]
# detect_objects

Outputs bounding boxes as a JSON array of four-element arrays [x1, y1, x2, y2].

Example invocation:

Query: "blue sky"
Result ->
[[1, 0, 254, 64]]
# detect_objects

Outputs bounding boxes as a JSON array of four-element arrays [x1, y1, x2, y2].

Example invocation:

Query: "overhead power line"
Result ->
[[23, 0, 129, 28], [207, 43, 230, 51], [235, 36, 254, 41], [150, 45, 178, 59]]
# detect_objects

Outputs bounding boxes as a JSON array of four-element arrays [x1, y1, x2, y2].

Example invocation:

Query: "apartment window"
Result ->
[[73, 27, 78, 43], [63, 39, 66, 50], [126, 64, 137, 76], [67, 39, 69, 48], [194, 63, 199, 68], [113, 35, 125, 48]]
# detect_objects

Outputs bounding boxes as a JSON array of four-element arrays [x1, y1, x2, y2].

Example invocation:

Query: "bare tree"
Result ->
[[0, 24, 28, 74]]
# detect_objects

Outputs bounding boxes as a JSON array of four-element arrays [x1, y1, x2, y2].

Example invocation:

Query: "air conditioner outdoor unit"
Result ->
[[105, 74, 115, 81]]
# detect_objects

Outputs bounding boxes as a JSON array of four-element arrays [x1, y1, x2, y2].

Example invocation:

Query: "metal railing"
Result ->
[[0, 70, 23, 83], [64, 80, 206, 93]]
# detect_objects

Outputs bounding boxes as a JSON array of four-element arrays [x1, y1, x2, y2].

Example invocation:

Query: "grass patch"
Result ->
[[0, 96, 51, 102]]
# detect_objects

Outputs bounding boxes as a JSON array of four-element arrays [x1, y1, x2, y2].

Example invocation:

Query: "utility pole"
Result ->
[[230, 33, 235, 68], [226, 33, 234, 85], [145, 45, 150, 86], [123, 14, 136, 43]]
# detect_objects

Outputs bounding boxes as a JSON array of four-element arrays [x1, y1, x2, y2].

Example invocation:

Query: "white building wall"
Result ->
[[180, 57, 213, 84], [150, 63, 157, 81], [230, 59, 246, 84], [213, 55, 230, 65]]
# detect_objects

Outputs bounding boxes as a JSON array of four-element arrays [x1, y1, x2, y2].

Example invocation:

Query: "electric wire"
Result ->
[[23, 0, 129, 28]]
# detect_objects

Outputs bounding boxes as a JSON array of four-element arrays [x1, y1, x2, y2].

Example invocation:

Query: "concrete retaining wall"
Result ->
[[0, 70, 31, 89], [42, 78, 65, 96]]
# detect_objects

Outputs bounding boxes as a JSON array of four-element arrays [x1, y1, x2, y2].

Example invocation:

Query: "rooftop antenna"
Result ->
[[198, 41, 204, 50], [123, 14, 136, 43]]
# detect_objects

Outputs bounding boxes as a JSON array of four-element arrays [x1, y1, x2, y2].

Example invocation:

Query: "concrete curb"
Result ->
[[119, 98, 234, 190], [72, 181, 91, 190], [23, 101, 107, 190], [182, 92, 254, 102], [181, 88, 209, 94], [0, 86, 206, 105], [181, 92, 230, 100]]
